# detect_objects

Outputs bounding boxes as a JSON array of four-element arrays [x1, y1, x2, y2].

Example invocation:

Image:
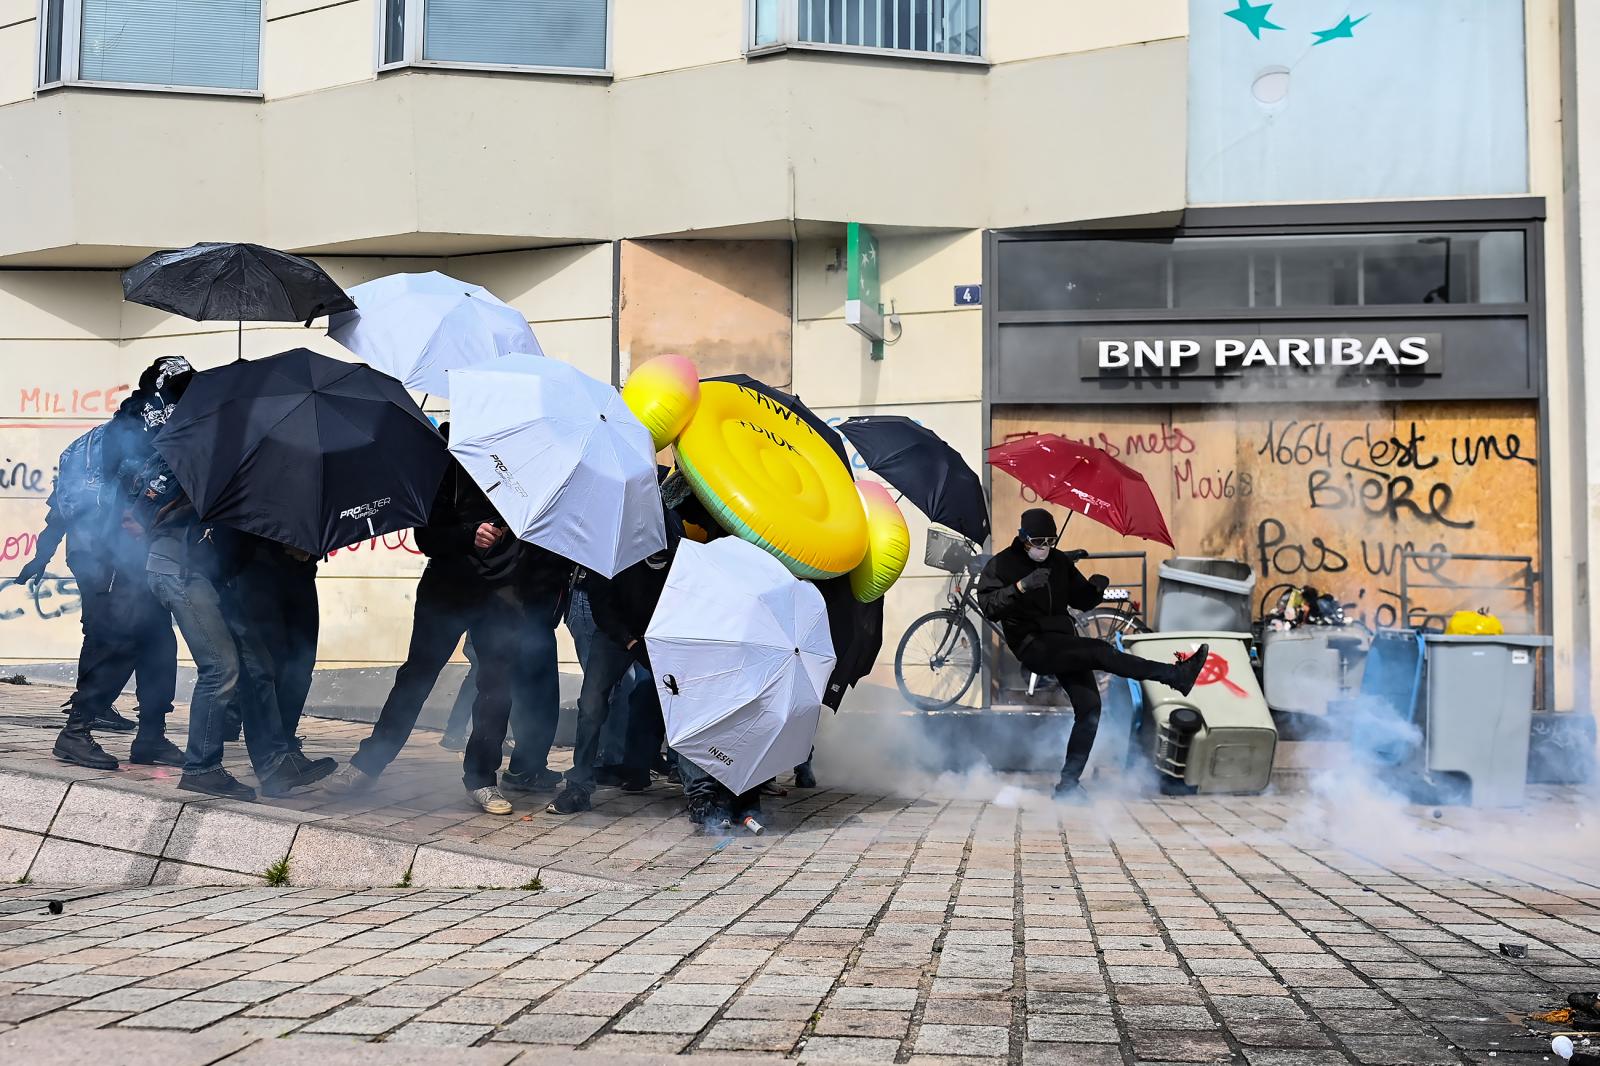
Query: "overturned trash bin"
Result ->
[[1122, 632, 1277, 795], [1422, 633, 1550, 807], [1155, 558, 1256, 632]]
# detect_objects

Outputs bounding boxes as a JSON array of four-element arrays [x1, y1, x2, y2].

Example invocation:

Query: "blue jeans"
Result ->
[[148, 570, 292, 778], [675, 749, 760, 819], [567, 588, 635, 766]]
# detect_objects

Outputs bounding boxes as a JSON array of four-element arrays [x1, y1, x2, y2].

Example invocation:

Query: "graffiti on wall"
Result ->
[[991, 402, 1541, 631]]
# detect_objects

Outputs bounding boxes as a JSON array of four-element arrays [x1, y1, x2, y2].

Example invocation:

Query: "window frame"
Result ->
[[35, 0, 266, 97], [745, 0, 987, 65], [375, 0, 614, 79]]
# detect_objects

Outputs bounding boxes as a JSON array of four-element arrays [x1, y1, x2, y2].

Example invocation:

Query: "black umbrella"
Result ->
[[123, 242, 356, 358], [836, 415, 990, 544], [154, 348, 448, 556], [704, 373, 852, 470]]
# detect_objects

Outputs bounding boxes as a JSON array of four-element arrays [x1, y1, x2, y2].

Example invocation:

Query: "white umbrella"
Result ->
[[327, 271, 542, 396], [446, 353, 665, 578], [647, 538, 836, 794]]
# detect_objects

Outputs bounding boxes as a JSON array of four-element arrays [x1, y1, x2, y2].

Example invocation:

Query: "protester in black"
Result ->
[[134, 453, 336, 801], [976, 508, 1207, 801], [19, 357, 193, 770], [326, 440, 552, 814], [790, 575, 885, 788], [547, 513, 680, 815], [225, 534, 321, 748]]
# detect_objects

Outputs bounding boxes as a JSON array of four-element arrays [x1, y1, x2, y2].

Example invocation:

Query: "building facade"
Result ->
[[0, 0, 1585, 712]]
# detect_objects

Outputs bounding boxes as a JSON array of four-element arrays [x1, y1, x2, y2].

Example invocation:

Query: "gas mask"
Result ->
[[1026, 544, 1050, 563]]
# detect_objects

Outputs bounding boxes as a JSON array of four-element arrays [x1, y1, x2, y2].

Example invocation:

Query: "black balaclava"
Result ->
[[136, 356, 194, 431], [1020, 508, 1058, 563]]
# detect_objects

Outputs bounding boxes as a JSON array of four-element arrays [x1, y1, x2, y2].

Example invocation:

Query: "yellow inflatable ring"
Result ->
[[675, 380, 867, 579], [849, 481, 910, 603]]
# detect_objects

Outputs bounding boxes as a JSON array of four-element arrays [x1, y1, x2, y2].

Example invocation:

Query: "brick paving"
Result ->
[[3, 682, 1600, 1062]]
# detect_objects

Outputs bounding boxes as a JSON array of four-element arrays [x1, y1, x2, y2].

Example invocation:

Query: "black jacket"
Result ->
[[817, 576, 884, 710], [414, 461, 574, 599], [976, 538, 1106, 653], [132, 452, 251, 583], [586, 553, 672, 655]]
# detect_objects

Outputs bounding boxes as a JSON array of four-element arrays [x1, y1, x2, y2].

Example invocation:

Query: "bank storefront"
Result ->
[[985, 200, 1548, 699]]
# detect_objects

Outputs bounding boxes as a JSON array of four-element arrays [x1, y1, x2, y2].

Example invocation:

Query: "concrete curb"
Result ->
[[0, 758, 633, 892]]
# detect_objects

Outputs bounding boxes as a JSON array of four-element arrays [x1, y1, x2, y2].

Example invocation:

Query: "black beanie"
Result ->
[[1020, 508, 1057, 539]]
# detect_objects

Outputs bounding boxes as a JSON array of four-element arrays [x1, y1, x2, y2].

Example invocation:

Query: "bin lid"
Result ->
[[1422, 634, 1552, 647]]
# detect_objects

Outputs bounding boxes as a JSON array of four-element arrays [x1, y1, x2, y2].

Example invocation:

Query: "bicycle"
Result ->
[[894, 528, 1152, 711]]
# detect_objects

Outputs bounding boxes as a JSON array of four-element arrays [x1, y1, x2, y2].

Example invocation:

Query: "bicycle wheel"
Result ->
[[1076, 606, 1152, 642], [895, 609, 982, 711]]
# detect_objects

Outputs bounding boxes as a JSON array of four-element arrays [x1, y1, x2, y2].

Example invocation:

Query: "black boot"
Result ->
[[179, 769, 256, 802], [1168, 643, 1210, 697], [129, 735, 185, 767], [259, 752, 339, 797], [53, 702, 119, 770]]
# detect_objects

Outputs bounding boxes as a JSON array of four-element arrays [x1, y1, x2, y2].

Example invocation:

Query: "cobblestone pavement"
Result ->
[[3, 724, 1599, 1066]]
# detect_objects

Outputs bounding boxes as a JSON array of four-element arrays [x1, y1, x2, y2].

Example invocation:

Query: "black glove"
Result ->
[[1062, 548, 1090, 565], [1017, 568, 1051, 593], [15, 558, 44, 587], [1088, 573, 1111, 593]]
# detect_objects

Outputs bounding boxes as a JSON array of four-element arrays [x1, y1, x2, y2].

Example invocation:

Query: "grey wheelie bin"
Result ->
[[1122, 632, 1278, 795], [1422, 634, 1550, 807], [1155, 558, 1256, 632]]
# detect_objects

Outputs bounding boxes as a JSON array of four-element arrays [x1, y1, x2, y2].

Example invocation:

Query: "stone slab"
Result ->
[[286, 824, 417, 889], [0, 826, 42, 880], [162, 803, 304, 876], [50, 779, 183, 854], [0, 764, 73, 834], [25, 837, 157, 885]]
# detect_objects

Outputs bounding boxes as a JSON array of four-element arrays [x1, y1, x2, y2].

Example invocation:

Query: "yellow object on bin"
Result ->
[[1445, 608, 1504, 636]]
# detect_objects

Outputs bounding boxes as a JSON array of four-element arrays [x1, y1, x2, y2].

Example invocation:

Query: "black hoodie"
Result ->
[[414, 460, 573, 598], [976, 538, 1107, 653]]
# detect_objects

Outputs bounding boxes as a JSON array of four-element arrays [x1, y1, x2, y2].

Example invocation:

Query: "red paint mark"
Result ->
[[1191, 650, 1248, 698]]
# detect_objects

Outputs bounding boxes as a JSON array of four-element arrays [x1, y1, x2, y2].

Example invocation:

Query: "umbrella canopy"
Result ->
[[986, 433, 1175, 548], [123, 242, 354, 323], [447, 353, 665, 578], [153, 348, 448, 556], [704, 373, 851, 470], [646, 537, 836, 794], [328, 271, 543, 397], [836, 415, 989, 544]]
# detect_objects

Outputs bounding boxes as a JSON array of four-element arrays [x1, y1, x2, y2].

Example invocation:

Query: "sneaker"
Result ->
[[470, 785, 513, 815], [1169, 643, 1210, 697], [546, 786, 593, 815], [793, 764, 817, 789], [593, 766, 627, 788], [501, 768, 564, 793], [128, 737, 185, 767], [323, 762, 378, 795], [1052, 781, 1089, 805], [617, 770, 651, 793], [53, 729, 119, 771], [438, 730, 466, 752], [179, 769, 256, 802], [259, 752, 339, 797]]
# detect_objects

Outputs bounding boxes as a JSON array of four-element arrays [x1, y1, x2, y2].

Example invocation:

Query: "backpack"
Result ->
[[53, 424, 110, 526]]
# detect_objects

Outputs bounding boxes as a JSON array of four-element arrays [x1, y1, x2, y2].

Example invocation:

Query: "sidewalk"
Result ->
[[3, 683, 1599, 1063]]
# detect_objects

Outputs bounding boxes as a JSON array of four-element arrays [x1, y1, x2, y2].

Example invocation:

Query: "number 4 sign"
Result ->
[[954, 285, 982, 306]]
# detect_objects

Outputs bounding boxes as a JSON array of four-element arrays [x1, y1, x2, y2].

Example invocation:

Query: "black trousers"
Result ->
[[352, 566, 523, 791], [231, 552, 319, 742], [1018, 633, 1177, 788], [568, 631, 662, 791], [65, 564, 176, 742]]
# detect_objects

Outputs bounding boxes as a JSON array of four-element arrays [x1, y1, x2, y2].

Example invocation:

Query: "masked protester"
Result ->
[[790, 575, 885, 789], [326, 426, 569, 815], [547, 512, 682, 815], [20, 357, 193, 770], [224, 534, 321, 749], [133, 450, 337, 801], [976, 508, 1208, 803]]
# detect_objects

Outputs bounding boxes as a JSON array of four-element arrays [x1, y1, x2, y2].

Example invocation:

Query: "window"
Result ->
[[380, 0, 609, 75], [752, 0, 981, 60], [996, 232, 1528, 314], [38, 0, 262, 93]]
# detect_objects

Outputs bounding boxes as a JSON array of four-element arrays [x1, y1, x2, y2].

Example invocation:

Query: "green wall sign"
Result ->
[[845, 222, 884, 360]]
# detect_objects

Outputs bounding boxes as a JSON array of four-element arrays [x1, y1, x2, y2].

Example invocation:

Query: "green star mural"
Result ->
[[1312, 13, 1370, 45], [1224, 0, 1284, 39]]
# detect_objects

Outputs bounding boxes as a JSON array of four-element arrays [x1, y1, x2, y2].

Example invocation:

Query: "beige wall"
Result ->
[[0, 246, 612, 667]]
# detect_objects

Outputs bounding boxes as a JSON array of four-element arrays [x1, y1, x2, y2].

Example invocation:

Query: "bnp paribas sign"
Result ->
[[1080, 333, 1442, 378]]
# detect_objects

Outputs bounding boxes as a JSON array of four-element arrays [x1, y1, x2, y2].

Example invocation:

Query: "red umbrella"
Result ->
[[986, 434, 1175, 548]]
